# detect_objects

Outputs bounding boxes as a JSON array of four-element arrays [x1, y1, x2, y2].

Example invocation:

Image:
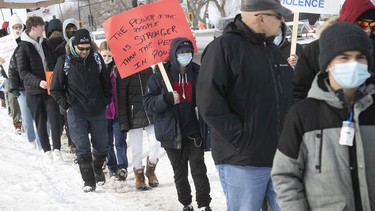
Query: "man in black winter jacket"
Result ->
[[143, 37, 212, 211], [17, 16, 61, 158], [196, 0, 293, 210], [50, 29, 112, 192]]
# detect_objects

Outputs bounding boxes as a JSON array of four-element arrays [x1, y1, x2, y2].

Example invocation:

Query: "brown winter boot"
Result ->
[[145, 157, 159, 187], [134, 167, 147, 190], [13, 121, 22, 135], [1, 99, 5, 108]]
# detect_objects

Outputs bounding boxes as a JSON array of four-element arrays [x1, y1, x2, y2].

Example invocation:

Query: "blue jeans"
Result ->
[[107, 118, 128, 172], [216, 164, 280, 211], [18, 91, 41, 148], [67, 107, 109, 158]]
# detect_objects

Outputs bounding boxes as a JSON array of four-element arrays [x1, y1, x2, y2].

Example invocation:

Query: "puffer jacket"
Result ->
[[50, 43, 112, 114], [117, 67, 153, 132], [16, 34, 56, 95], [272, 73, 375, 211], [196, 14, 293, 167], [8, 38, 24, 92]]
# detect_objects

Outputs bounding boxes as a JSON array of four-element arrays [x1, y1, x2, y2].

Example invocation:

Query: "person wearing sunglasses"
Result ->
[[50, 29, 112, 192], [293, 0, 375, 103], [196, 0, 294, 210]]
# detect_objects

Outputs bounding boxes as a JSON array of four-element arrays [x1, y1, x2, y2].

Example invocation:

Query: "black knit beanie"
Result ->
[[73, 29, 91, 46], [319, 22, 373, 72]]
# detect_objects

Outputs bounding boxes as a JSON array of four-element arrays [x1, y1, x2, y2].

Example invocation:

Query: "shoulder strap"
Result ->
[[93, 52, 102, 73], [63, 54, 71, 75], [63, 53, 102, 76]]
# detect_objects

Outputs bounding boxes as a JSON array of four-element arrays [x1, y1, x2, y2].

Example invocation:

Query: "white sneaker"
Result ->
[[53, 149, 63, 163], [44, 151, 53, 163], [28, 141, 37, 150], [15, 128, 21, 135]]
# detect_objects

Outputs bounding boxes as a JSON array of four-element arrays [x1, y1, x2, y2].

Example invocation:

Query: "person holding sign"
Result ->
[[272, 22, 375, 211], [196, 0, 293, 210], [143, 37, 212, 211], [17, 16, 62, 160], [274, 22, 303, 68], [50, 29, 112, 192]]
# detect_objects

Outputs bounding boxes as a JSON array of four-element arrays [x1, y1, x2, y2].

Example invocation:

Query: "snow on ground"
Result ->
[[0, 107, 226, 210]]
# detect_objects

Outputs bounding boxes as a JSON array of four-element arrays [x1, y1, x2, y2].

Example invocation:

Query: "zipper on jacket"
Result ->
[[131, 105, 134, 118], [265, 46, 281, 135], [138, 73, 151, 124], [349, 137, 363, 211], [315, 130, 323, 173]]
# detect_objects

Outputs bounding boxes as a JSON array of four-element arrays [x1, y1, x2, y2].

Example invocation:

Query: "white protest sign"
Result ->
[[280, 0, 341, 15], [0, 35, 18, 75]]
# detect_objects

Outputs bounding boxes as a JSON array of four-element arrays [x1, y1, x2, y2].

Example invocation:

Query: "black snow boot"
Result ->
[[77, 156, 96, 192], [93, 155, 106, 186]]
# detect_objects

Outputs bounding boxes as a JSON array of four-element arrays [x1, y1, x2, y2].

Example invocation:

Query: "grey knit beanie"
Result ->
[[319, 22, 373, 72]]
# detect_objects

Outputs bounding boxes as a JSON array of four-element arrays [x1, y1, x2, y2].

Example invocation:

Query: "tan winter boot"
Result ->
[[1, 99, 5, 108], [145, 157, 159, 187], [134, 167, 147, 190]]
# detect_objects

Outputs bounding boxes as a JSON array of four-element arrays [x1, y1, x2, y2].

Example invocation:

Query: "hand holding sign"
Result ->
[[103, 0, 196, 80]]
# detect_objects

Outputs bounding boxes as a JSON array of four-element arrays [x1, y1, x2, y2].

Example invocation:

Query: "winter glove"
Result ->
[[12, 90, 20, 97], [163, 92, 175, 105]]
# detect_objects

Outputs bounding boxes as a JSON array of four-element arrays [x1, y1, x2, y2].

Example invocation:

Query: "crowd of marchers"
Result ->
[[1, 0, 375, 210]]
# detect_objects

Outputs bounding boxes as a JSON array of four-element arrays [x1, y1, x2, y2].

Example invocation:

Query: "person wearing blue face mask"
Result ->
[[272, 22, 375, 211], [274, 22, 303, 68], [143, 37, 212, 211]]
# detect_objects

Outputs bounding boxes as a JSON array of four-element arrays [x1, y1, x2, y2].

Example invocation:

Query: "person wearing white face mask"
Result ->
[[274, 22, 303, 68], [143, 37, 212, 211], [272, 22, 375, 211]]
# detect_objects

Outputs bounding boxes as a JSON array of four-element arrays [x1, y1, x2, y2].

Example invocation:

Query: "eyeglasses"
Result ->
[[356, 20, 375, 29], [77, 46, 91, 51], [255, 13, 283, 21]]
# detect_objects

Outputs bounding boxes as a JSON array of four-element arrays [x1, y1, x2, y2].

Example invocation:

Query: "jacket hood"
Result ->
[[8, 14, 24, 39], [225, 14, 275, 46], [308, 72, 375, 108], [169, 37, 194, 73], [62, 18, 79, 41], [339, 0, 375, 23], [20, 31, 43, 45], [316, 16, 339, 35]]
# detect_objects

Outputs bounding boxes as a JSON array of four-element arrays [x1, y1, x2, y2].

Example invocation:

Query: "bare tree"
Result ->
[[187, 0, 210, 29], [210, 0, 226, 17]]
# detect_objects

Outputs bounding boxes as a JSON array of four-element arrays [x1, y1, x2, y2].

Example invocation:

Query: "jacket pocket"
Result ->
[[314, 130, 323, 174], [154, 111, 176, 141]]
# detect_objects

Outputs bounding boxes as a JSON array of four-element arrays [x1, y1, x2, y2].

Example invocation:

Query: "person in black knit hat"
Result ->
[[50, 28, 112, 192], [272, 22, 375, 211]]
